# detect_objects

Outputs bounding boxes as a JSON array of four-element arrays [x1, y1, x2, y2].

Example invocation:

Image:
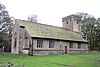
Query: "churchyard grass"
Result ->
[[0, 51, 100, 67]]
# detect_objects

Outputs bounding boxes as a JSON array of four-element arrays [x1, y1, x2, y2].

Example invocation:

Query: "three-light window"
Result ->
[[49, 40, 54, 48]]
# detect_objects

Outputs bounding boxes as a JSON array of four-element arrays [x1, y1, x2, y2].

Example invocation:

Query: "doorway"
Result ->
[[65, 46, 67, 54]]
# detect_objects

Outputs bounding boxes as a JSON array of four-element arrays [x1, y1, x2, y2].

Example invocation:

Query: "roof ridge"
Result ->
[[16, 19, 71, 30], [16, 19, 81, 35]]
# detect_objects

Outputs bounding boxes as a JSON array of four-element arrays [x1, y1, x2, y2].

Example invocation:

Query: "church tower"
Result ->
[[62, 15, 81, 34]]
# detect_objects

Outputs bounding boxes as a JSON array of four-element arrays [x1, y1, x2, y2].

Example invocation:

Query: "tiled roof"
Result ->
[[16, 19, 87, 42]]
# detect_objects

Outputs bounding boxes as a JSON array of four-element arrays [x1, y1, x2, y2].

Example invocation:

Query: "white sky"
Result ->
[[0, 0, 100, 27]]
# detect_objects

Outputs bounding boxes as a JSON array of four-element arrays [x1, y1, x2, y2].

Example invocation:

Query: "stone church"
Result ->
[[11, 15, 88, 55]]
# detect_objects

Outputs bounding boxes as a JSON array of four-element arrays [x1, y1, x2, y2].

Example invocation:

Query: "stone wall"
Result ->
[[32, 39, 88, 55], [33, 50, 60, 55], [19, 27, 30, 53], [69, 49, 88, 54], [11, 21, 20, 54], [69, 42, 88, 54], [32, 39, 62, 55], [11, 21, 31, 54]]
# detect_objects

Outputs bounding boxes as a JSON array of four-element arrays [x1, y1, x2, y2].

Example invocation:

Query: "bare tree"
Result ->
[[0, 3, 12, 52], [27, 14, 39, 23]]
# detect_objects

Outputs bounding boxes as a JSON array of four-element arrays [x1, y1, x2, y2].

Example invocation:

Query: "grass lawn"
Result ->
[[0, 51, 100, 67]]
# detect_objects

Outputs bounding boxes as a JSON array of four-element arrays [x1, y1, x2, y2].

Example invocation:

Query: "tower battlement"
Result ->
[[62, 15, 81, 34]]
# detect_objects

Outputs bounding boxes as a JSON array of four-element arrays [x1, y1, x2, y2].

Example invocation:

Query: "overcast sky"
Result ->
[[0, 0, 100, 27]]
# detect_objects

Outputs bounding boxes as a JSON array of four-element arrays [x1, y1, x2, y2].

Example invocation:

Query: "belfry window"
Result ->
[[77, 21, 79, 24]]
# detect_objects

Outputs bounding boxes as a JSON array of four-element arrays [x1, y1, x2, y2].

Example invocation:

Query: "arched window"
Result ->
[[14, 37, 17, 47]]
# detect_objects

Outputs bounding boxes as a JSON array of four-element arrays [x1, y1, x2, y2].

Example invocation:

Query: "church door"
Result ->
[[65, 46, 67, 54]]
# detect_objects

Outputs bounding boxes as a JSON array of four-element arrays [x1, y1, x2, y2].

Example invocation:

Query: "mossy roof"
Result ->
[[16, 19, 87, 42]]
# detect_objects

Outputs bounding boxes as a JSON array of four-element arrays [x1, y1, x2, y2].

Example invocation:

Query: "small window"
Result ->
[[14, 37, 17, 47], [37, 40, 43, 48], [69, 42, 73, 48], [49, 40, 54, 48], [78, 43, 81, 49], [20, 26, 25, 28], [66, 21, 68, 24], [24, 38, 28, 48]]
